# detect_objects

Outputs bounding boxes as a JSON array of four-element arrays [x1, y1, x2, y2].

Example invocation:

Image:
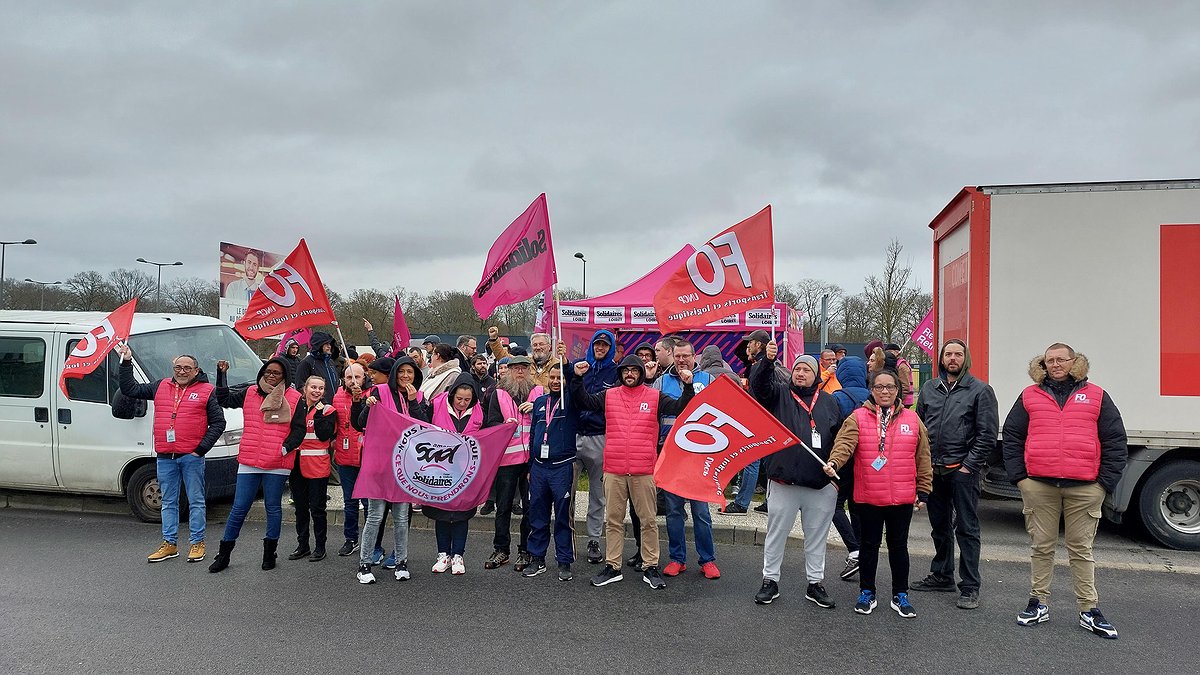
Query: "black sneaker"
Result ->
[[480, 500, 495, 516], [337, 539, 358, 557], [642, 566, 666, 590], [754, 579, 780, 605], [586, 540, 602, 564], [839, 555, 859, 581], [723, 502, 748, 515], [891, 592, 916, 618], [393, 560, 410, 581], [558, 564, 573, 582], [308, 547, 326, 562], [754, 501, 768, 513], [591, 564, 623, 587], [522, 557, 547, 577], [484, 550, 509, 569], [625, 553, 644, 572], [910, 573, 956, 592], [1080, 608, 1118, 639], [512, 502, 525, 516], [287, 546, 311, 561], [356, 563, 376, 584], [513, 551, 533, 572], [956, 590, 980, 610], [1017, 597, 1049, 626], [854, 589, 877, 614], [806, 582, 836, 609]]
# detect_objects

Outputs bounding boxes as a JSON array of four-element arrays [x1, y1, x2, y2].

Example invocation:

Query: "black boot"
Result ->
[[207, 540, 235, 573], [262, 538, 278, 570], [310, 537, 327, 562], [287, 540, 310, 560]]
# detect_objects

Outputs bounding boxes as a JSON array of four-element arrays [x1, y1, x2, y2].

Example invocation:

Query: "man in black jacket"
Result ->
[[911, 340, 998, 610], [294, 331, 343, 403]]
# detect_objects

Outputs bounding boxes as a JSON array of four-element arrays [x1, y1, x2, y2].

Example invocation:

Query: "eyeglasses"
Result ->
[[871, 384, 898, 392], [173, 365, 196, 373], [264, 370, 285, 378], [1044, 357, 1075, 366]]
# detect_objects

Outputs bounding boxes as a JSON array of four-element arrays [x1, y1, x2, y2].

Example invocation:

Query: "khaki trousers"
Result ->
[[1018, 478, 1106, 611], [603, 473, 659, 568]]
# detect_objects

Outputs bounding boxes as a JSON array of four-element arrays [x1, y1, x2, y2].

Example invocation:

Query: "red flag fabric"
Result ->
[[653, 374, 799, 503], [353, 405, 515, 509], [234, 238, 335, 340], [59, 298, 138, 398], [391, 295, 411, 355], [473, 194, 557, 320], [653, 206, 775, 332], [274, 327, 312, 356]]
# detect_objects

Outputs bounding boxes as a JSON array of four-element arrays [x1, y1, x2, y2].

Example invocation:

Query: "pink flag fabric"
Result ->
[[473, 193, 557, 319], [391, 296, 411, 355], [353, 406, 514, 509], [274, 327, 312, 356], [912, 308, 935, 357]]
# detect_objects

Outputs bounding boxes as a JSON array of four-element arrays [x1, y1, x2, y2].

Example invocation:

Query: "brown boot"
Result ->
[[147, 541, 178, 563]]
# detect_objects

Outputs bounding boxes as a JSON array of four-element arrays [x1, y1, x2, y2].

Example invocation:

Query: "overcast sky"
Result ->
[[3, 1, 1197, 302]]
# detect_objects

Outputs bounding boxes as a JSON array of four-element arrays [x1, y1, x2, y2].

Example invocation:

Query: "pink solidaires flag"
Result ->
[[391, 295, 411, 355], [473, 193, 557, 320], [912, 308, 936, 357], [353, 406, 514, 509], [274, 327, 313, 356]]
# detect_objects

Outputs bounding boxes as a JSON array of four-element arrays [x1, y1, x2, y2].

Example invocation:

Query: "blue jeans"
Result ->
[[337, 464, 367, 541], [222, 472, 288, 541], [733, 460, 761, 509], [158, 453, 206, 545], [435, 520, 468, 556], [664, 491, 715, 565]]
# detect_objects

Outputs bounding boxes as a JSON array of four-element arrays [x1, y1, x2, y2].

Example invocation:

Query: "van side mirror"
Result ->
[[134, 399, 147, 418]]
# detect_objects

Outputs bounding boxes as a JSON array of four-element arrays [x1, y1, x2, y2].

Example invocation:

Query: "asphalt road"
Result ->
[[1, 509, 1195, 674]]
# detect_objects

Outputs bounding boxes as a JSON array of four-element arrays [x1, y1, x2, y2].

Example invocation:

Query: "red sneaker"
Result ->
[[662, 561, 687, 577], [701, 561, 721, 579]]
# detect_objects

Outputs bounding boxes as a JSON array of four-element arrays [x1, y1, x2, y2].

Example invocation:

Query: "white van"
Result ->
[[0, 311, 264, 521]]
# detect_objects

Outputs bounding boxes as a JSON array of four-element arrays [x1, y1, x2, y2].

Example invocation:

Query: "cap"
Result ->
[[741, 329, 771, 343], [507, 355, 534, 367], [367, 357, 395, 373], [498, 357, 511, 365], [422, 335, 438, 345], [593, 333, 612, 345], [884, 343, 901, 352], [792, 354, 820, 374], [826, 343, 845, 353]]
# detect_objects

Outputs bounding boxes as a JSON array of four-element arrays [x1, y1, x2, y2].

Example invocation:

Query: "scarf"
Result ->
[[259, 378, 292, 424]]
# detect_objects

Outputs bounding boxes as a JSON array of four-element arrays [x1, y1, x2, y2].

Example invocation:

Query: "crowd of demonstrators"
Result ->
[[570, 354, 695, 589], [284, 376, 339, 562], [1002, 344, 1127, 639], [571, 330, 618, 566], [117, 343, 226, 565]]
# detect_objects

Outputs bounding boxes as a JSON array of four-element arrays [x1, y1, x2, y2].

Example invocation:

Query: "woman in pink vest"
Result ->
[[282, 376, 338, 562], [423, 372, 485, 576], [209, 357, 302, 572], [825, 368, 932, 618]]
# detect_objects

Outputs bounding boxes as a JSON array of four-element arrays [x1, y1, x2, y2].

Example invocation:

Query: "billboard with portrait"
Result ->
[[218, 242, 285, 326]]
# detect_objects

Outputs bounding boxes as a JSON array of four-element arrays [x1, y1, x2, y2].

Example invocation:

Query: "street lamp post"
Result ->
[[0, 239, 37, 310], [24, 278, 63, 310], [573, 251, 587, 297], [135, 258, 184, 310]]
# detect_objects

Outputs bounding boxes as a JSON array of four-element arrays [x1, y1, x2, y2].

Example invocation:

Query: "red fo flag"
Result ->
[[653, 374, 798, 503], [234, 238, 335, 340], [653, 206, 775, 332], [473, 194, 557, 320], [391, 295, 411, 355], [59, 298, 138, 398]]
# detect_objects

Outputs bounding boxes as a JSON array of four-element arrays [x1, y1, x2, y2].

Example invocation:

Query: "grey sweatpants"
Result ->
[[762, 481, 838, 583], [574, 434, 606, 540]]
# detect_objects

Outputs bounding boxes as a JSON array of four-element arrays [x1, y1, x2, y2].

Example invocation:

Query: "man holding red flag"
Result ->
[[116, 342, 226, 564], [749, 342, 844, 608]]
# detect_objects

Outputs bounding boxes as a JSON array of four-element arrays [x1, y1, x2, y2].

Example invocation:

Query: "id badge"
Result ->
[[871, 455, 887, 472], [165, 428, 176, 443], [342, 437, 350, 450], [810, 430, 822, 449]]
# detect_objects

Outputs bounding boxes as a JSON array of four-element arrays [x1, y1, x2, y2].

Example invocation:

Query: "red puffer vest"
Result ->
[[238, 386, 302, 471], [602, 385, 660, 475], [852, 406, 920, 506], [1021, 382, 1103, 481], [493, 386, 544, 466], [298, 405, 335, 479], [331, 388, 364, 467], [152, 379, 216, 454]]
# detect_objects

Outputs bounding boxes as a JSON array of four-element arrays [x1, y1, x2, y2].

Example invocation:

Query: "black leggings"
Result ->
[[855, 503, 912, 596]]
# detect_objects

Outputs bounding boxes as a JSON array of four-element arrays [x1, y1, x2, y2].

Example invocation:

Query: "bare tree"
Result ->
[[778, 280, 845, 342], [836, 292, 875, 343], [163, 277, 219, 316], [108, 268, 156, 305], [65, 271, 116, 311], [861, 239, 924, 342]]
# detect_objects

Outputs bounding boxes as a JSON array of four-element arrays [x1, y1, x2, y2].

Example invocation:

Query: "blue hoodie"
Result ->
[[831, 356, 869, 421], [573, 329, 618, 436]]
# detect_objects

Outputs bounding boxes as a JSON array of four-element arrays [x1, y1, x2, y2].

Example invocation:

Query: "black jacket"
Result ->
[[914, 372, 999, 473], [118, 361, 226, 457], [569, 355, 694, 421], [748, 354, 842, 489], [294, 331, 342, 403], [282, 398, 337, 452]]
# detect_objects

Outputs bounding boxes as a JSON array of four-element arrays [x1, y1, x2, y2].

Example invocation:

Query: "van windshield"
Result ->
[[127, 325, 263, 387]]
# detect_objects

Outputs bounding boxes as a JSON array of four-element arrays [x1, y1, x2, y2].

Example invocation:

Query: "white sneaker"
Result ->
[[394, 560, 410, 581], [451, 554, 466, 575], [356, 563, 376, 584], [432, 553, 450, 573]]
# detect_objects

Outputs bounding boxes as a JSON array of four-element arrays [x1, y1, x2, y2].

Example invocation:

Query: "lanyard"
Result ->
[[790, 390, 820, 431], [169, 382, 192, 429], [876, 407, 893, 458], [547, 396, 560, 425]]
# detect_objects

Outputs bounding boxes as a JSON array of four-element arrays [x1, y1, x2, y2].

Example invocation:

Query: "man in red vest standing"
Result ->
[[117, 343, 226, 565], [1002, 342, 1127, 639]]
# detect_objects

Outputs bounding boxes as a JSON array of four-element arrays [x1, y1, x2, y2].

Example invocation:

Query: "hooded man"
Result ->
[[570, 355, 695, 591], [571, 329, 619, 565], [910, 340, 998, 609], [280, 338, 303, 387], [294, 331, 343, 403], [698, 344, 738, 382], [470, 353, 497, 393]]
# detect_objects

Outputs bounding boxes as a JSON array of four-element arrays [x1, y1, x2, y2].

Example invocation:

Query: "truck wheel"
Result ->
[[1138, 460, 1200, 551], [126, 464, 163, 523]]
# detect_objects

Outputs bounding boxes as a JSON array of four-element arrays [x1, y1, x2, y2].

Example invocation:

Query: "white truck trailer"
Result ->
[[928, 179, 1200, 549]]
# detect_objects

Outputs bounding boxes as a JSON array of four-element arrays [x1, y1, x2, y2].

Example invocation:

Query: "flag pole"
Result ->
[[554, 285, 567, 410], [798, 438, 839, 480], [331, 320, 351, 359]]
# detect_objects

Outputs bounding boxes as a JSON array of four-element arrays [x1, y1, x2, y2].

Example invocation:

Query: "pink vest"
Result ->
[[239, 386, 302, 471], [152, 379, 215, 455], [297, 405, 335, 479], [493, 386, 544, 466], [852, 406, 920, 506], [602, 385, 661, 475], [431, 393, 483, 434], [331, 388, 364, 467], [373, 383, 424, 416], [1021, 382, 1103, 481]]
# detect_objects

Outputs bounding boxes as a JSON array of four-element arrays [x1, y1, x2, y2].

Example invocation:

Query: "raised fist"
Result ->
[[574, 362, 590, 376]]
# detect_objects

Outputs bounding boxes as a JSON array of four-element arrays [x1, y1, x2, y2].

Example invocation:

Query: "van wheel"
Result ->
[[1138, 460, 1200, 551], [126, 464, 163, 523]]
